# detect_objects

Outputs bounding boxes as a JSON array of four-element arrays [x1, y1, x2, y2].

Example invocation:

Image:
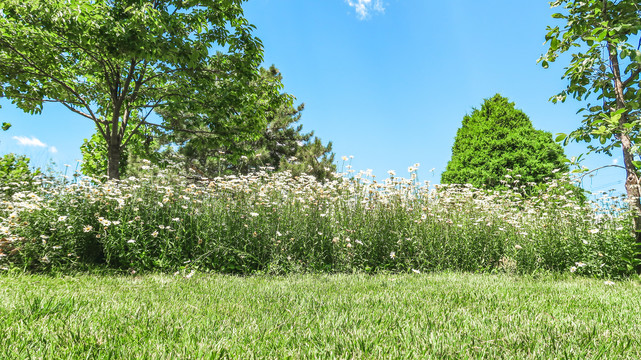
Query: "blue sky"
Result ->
[[0, 0, 624, 194]]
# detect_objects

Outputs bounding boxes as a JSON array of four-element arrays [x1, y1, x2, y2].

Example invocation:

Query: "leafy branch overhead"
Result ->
[[0, 0, 280, 179], [540, 0, 641, 156]]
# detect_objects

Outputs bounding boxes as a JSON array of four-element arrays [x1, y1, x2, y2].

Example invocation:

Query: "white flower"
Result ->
[[341, 156, 348, 161], [249, 212, 259, 217], [172, 218, 180, 222], [570, 266, 577, 273], [421, 214, 427, 220], [185, 270, 195, 279], [412, 269, 420, 274], [83, 225, 93, 232], [588, 229, 599, 234], [57, 216, 68, 222], [604, 280, 615, 286], [390, 251, 396, 259], [127, 239, 136, 244], [387, 170, 396, 176], [583, 239, 589, 245], [408, 166, 415, 172], [276, 231, 282, 237], [151, 231, 159, 238], [346, 243, 352, 248], [575, 262, 587, 267], [514, 244, 522, 250]]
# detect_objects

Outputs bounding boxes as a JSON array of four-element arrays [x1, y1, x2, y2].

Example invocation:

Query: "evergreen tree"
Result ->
[[441, 94, 568, 190], [178, 66, 335, 180]]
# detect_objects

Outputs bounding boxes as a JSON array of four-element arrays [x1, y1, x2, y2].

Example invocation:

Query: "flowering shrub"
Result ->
[[0, 163, 634, 278]]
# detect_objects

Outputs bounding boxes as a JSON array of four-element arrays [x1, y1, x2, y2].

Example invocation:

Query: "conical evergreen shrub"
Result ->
[[441, 94, 568, 190]]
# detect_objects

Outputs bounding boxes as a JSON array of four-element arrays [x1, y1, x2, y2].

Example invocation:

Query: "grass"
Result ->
[[1, 272, 640, 359]]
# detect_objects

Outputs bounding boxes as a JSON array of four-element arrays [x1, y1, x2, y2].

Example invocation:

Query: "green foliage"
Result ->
[[278, 136, 336, 181], [0, 153, 40, 198], [0, 0, 272, 179], [441, 95, 569, 191], [1, 123, 10, 131]]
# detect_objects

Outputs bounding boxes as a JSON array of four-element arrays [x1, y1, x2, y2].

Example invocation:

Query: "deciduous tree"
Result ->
[[540, 0, 641, 243], [0, 0, 276, 179]]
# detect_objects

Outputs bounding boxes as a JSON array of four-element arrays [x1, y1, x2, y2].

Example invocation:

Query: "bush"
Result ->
[[442, 94, 569, 192], [0, 153, 41, 199]]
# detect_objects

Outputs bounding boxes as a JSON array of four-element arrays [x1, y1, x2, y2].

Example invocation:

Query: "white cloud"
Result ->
[[13, 136, 47, 148], [49, 146, 58, 154], [346, 0, 385, 20]]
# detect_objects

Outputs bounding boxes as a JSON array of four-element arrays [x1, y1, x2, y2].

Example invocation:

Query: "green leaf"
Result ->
[[555, 133, 567, 142], [1, 122, 10, 131]]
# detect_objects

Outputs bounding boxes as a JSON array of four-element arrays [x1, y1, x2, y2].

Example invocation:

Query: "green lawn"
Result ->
[[1, 272, 639, 359]]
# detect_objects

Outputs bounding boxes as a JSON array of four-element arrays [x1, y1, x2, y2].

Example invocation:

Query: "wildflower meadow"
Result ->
[[0, 161, 634, 279]]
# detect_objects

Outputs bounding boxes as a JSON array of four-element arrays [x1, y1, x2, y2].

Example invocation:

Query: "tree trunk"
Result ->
[[107, 142, 121, 179], [607, 39, 641, 250], [107, 100, 124, 180], [621, 136, 641, 240]]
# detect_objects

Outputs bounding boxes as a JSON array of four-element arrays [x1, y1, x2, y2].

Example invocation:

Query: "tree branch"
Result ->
[[577, 164, 626, 179], [59, 101, 99, 122], [1, 41, 101, 122]]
